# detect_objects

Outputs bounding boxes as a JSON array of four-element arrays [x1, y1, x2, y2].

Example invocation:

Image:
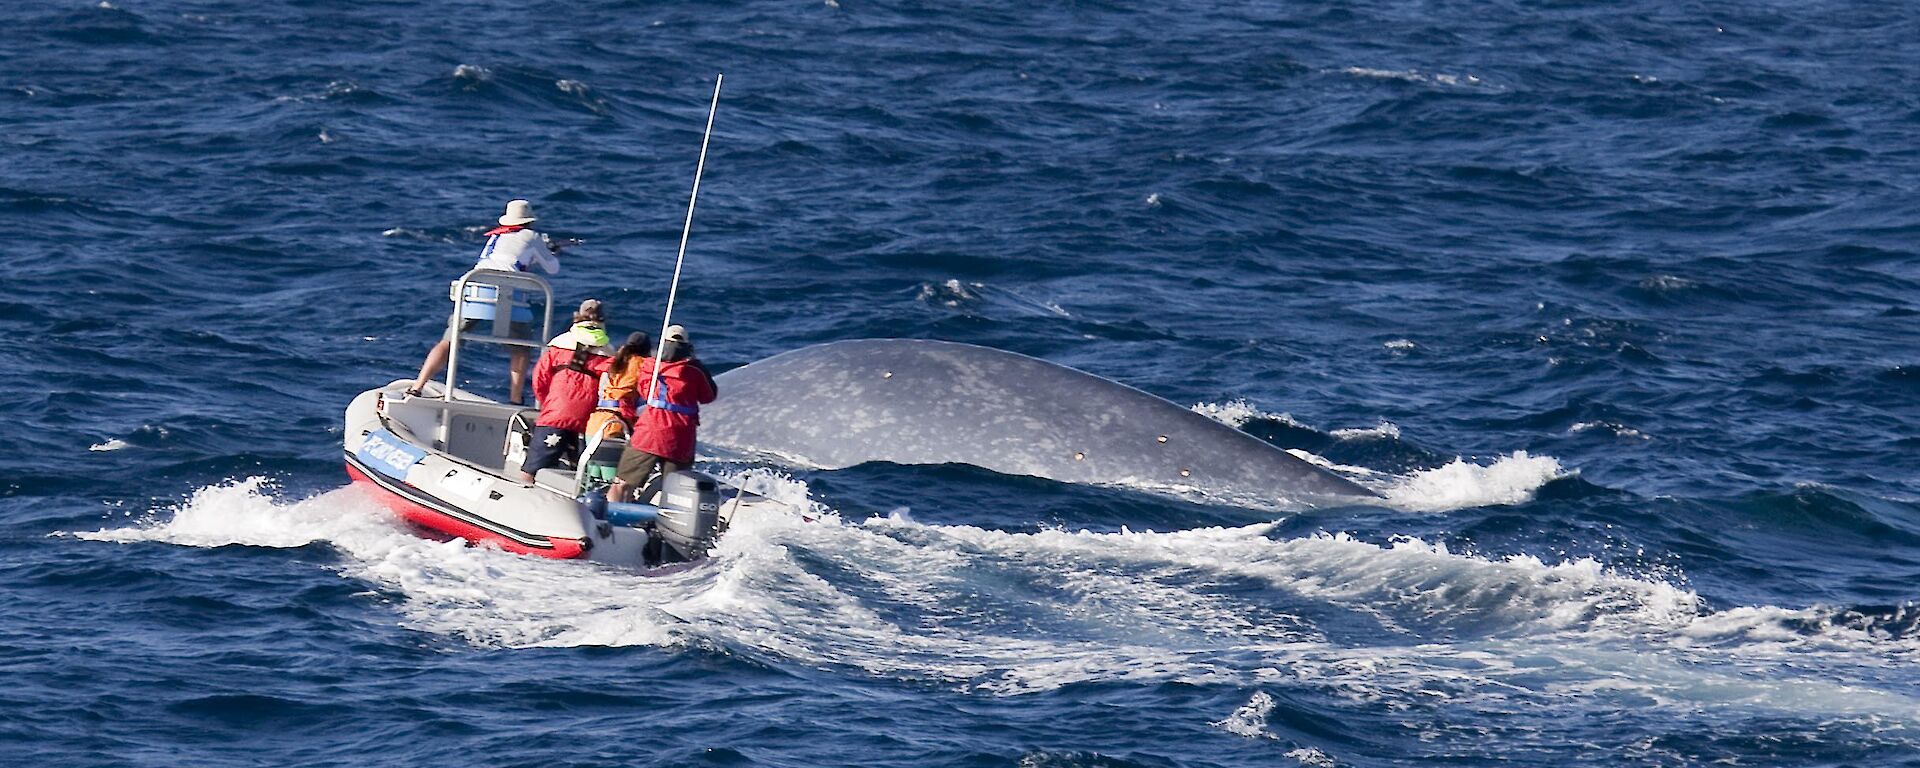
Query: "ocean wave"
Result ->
[[1381, 451, 1568, 512], [1191, 400, 1557, 511], [1190, 400, 1306, 429], [1329, 421, 1400, 440], [1336, 66, 1494, 90], [451, 63, 492, 86], [1285, 448, 1381, 478], [1569, 420, 1651, 440], [915, 278, 1072, 318], [554, 79, 612, 116], [1212, 691, 1278, 739]]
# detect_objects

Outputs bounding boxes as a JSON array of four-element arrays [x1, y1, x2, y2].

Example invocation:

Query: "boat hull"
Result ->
[[343, 381, 653, 567], [345, 456, 587, 559]]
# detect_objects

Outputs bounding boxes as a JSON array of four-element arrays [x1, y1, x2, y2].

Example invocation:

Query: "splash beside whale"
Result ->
[[700, 339, 1380, 504]]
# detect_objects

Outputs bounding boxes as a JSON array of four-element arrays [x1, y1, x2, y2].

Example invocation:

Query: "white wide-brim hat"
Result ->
[[499, 199, 537, 226]]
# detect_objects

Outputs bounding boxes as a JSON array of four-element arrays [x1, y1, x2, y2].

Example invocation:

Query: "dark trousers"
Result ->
[[521, 426, 582, 476], [615, 447, 681, 504]]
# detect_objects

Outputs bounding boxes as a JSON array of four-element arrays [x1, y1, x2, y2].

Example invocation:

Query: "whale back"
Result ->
[[700, 339, 1379, 502]]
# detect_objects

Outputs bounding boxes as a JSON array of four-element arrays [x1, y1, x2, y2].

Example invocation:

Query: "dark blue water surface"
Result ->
[[4, 0, 1919, 765]]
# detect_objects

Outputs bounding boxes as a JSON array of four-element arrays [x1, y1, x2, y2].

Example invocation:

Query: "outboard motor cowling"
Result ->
[[653, 471, 721, 561]]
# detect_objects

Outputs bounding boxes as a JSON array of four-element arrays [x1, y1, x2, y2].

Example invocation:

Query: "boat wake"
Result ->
[[72, 473, 1920, 726]]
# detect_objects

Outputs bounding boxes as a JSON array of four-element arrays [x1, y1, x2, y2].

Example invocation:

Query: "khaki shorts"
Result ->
[[443, 317, 531, 344], [615, 447, 681, 502]]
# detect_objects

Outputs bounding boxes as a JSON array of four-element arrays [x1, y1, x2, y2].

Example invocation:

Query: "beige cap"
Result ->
[[499, 199, 537, 226], [664, 324, 689, 343]]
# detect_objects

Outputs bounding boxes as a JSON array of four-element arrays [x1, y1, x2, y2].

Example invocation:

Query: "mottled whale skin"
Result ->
[[701, 339, 1380, 503]]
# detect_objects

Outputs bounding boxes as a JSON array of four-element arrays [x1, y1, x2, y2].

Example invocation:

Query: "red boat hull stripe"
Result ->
[[345, 456, 586, 560]]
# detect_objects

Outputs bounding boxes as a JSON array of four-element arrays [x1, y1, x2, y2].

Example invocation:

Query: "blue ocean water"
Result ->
[[4, 0, 1919, 765]]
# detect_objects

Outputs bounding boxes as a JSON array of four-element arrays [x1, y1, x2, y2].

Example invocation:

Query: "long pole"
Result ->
[[647, 74, 723, 403]]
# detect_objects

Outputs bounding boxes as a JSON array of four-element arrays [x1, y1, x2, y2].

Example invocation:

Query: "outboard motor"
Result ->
[[652, 471, 721, 562]]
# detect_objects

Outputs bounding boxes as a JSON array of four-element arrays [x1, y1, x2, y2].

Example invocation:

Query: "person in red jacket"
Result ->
[[520, 299, 614, 481], [611, 324, 717, 503]]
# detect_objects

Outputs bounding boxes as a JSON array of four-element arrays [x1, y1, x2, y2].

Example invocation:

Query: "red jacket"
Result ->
[[629, 358, 718, 464], [532, 343, 612, 432]]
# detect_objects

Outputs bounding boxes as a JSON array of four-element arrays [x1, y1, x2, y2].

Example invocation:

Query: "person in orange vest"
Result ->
[[586, 331, 652, 444], [609, 325, 716, 503]]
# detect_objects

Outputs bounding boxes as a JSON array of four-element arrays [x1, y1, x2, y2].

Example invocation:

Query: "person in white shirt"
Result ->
[[472, 200, 560, 274], [407, 199, 566, 404]]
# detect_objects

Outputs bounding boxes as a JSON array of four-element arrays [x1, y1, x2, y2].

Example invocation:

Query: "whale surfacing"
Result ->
[[701, 339, 1380, 503]]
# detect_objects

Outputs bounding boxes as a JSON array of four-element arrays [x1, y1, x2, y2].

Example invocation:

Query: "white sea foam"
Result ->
[[1639, 274, 1696, 292], [1340, 67, 1486, 88], [68, 475, 1920, 718], [1191, 399, 1304, 429], [1570, 421, 1650, 440], [1213, 690, 1278, 738], [380, 227, 463, 244], [917, 279, 1070, 318], [76, 478, 713, 648], [452, 64, 491, 85], [89, 438, 128, 452], [920, 278, 981, 308], [1286, 747, 1337, 767], [554, 79, 612, 115], [1384, 338, 1416, 351], [1192, 399, 1560, 511], [1383, 451, 1567, 511], [78, 478, 389, 549], [1343, 67, 1425, 82], [1285, 449, 1380, 478], [1330, 421, 1400, 440]]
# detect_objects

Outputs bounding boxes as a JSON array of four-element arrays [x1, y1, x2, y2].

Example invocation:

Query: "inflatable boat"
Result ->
[[343, 268, 762, 569]]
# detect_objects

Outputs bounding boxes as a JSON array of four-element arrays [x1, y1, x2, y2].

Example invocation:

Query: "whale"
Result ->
[[699, 339, 1380, 504]]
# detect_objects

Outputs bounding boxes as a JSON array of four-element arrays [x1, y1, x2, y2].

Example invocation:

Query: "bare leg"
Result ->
[[607, 479, 627, 503], [411, 338, 452, 394], [508, 348, 529, 405]]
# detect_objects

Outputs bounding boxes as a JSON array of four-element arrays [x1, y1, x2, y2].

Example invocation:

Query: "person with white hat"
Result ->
[[473, 199, 561, 275], [408, 199, 572, 404], [608, 324, 717, 504]]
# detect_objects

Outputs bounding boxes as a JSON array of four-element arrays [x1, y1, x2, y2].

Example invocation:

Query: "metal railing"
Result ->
[[442, 267, 554, 403]]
